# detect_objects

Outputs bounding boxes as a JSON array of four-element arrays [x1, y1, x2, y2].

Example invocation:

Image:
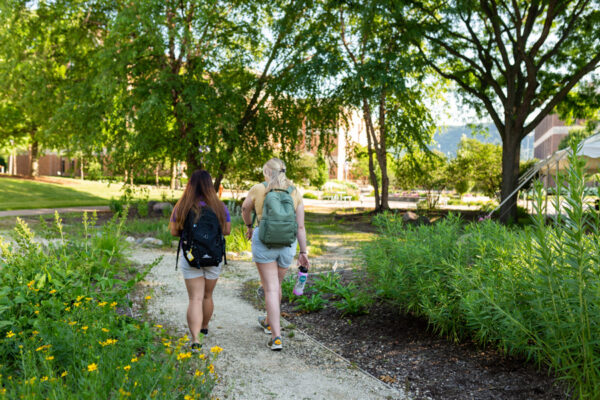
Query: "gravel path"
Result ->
[[0, 206, 110, 218], [131, 248, 407, 400]]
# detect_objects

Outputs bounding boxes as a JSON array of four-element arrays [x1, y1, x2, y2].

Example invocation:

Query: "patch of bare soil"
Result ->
[[277, 274, 569, 400]]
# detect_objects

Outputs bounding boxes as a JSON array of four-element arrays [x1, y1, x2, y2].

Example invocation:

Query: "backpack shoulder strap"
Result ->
[[175, 236, 182, 270], [286, 185, 295, 195]]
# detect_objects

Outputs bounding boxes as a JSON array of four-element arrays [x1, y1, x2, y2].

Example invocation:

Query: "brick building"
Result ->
[[534, 114, 584, 160]]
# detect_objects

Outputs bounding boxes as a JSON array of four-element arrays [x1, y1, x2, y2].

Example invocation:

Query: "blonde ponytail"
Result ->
[[263, 158, 292, 192]]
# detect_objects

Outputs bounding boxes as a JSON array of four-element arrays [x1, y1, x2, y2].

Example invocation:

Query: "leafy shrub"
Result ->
[[0, 213, 218, 399], [312, 272, 343, 296], [281, 275, 296, 302], [362, 140, 600, 398], [135, 200, 149, 218], [332, 283, 372, 316], [303, 192, 318, 200], [85, 160, 104, 181], [108, 198, 124, 216], [294, 294, 327, 313]]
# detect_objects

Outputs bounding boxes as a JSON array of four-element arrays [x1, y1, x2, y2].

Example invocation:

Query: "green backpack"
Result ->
[[258, 182, 298, 248]]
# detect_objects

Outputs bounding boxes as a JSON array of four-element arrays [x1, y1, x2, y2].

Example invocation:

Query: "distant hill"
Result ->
[[431, 124, 534, 160]]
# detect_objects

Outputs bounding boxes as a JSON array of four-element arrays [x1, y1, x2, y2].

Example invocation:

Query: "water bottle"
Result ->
[[293, 266, 309, 296]]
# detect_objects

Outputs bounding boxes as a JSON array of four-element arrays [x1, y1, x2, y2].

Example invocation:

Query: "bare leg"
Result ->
[[184, 277, 206, 344], [277, 267, 288, 305], [201, 278, 218, 330], [257, 261, 286, 338]]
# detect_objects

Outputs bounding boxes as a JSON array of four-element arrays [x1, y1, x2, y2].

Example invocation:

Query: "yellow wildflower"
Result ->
[[176, 352, 192, 361], [184, 396, 193, 400], [60, 371, 68, 377], [98, 301, 107, 307], [6, 331, 15, 338], [45, 356, 54, 361], [82, 326, 88, 331], [64, 307, 71, 312], [101, 328, 109, 333], [87, 363, 98, 372], [32, 330, 39, 336], [145, 296, 152, 300], [73, 302, 81, 307], [68, 321, 77, 326], [123, 365, 131, 371], [0, 388, 5, 394], [131, 357, 138, 363], [99, 338, 118, 346], [34, 310, 39, 315], [210, 346, 223, 354], [208, 364, 215, 374], [49, 289, 56, 294], [110, 302, 117, 307], [154, 324, 163, 328], [86, 297, 92, 302], [27, 280, 35, 288], [118, 388, 131, 397], [194, 369, 203, 377], [198, 354, 206, 360], [40, 376, 49, 382], [76, 295, 84, 302]]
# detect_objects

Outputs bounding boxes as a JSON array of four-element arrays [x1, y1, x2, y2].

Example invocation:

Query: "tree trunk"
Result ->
[[170, 158, 176, 190], [29, 138, 39, 177], [80, 158, 84, 180], [186, 148, 202, 177], [499, 133, 522, 223], [362, 99, 380, 210], [377, 89, 390, 211], [378, 152, 389, 210], [8, 152, 14, 175], [129, 169, 133, 186], [124, 169, 128, 184], [155, 165, 160, 186]]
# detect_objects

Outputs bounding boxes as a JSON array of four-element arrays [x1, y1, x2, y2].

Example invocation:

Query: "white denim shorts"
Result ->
[[251, 227, 297, 268], [178, 255, 223, 280]]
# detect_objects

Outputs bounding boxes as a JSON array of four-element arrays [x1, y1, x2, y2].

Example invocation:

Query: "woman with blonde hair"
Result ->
[[241, 158, 310, 350], [169, 170, 231, 351]]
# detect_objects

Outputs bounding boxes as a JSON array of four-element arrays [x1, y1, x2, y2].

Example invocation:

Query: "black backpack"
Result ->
[[176, 206, 226, 269]]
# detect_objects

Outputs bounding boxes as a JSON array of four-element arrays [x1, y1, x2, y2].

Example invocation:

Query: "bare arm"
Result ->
[[169, 221, 180, 237], [295, 203, 310, 268], [223, 221, 231, 236], [241, 195, 255, 240]]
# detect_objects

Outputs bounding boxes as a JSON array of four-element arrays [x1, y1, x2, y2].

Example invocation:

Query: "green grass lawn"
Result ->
[[0, 177, 182, 210]]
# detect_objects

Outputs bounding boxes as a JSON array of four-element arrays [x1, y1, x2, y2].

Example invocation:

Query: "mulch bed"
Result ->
[[272, 271, 570, 400]]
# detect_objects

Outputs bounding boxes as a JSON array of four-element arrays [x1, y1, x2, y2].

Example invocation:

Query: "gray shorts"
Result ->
[[251, 227, 297, 268], [178, 256, 222, 280]]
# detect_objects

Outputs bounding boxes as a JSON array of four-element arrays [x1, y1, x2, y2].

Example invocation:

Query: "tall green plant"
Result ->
[[363, 141, 600, 397], [525, 141, 600, 397]]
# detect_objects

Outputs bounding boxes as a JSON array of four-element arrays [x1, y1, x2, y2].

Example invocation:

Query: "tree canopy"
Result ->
[[388, 0, 600, 221]]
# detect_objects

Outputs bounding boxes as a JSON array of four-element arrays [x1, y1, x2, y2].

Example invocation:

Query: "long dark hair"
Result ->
[[173, 170, 226, 231]]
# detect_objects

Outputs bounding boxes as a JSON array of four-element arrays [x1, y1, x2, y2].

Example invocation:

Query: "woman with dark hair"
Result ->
[[169, 170, 231, 350]]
